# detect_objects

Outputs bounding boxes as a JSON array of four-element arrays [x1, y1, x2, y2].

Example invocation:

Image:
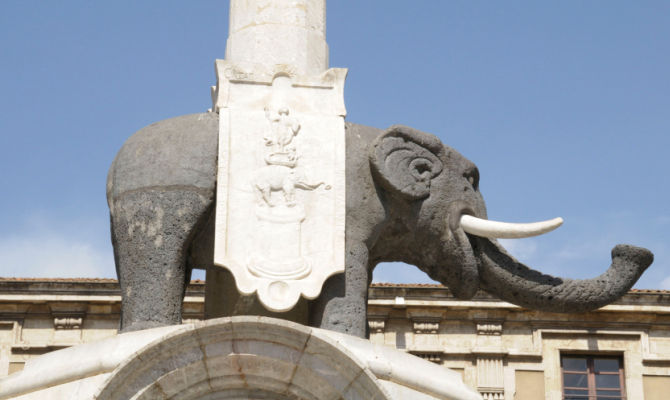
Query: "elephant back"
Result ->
[[107, 113, 218, 201]]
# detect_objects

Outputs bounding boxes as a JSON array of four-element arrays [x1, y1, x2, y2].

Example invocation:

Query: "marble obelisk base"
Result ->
[[0, 317, 482, 400]]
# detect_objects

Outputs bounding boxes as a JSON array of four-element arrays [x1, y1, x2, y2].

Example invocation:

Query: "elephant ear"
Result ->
[[370, 125, 444, 200]]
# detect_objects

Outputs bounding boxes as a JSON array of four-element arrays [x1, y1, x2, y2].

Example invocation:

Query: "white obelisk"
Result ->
[[212, 0, 346, 312]]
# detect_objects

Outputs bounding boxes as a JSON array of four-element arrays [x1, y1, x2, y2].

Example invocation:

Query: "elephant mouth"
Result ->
[[446, 201, 563, 256], [443, 201, 563, 299], [445, 202, 653, 312]]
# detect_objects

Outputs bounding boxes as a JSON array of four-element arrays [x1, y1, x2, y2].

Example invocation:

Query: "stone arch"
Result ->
[[95, 316, 388, 400]]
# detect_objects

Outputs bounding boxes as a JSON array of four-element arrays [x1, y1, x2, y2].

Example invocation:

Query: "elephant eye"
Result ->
[[463, 167, 479, 191]]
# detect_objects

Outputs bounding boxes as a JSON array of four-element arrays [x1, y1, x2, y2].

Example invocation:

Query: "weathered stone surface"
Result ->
[[91, 317, 479, 399], [3, 284, 669, 400], [105, 0, 651, 340], [107, 112, 218, 195], [224, 0, 328, 76], [107, 112, 218, 332], [108, 117, 653, 337]]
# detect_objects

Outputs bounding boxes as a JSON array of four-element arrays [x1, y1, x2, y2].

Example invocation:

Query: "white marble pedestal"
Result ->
[[0, 317, 482, 400]]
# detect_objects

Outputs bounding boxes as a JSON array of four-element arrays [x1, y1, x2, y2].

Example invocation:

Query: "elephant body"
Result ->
[[253, 164, 327, 207], [108, 113, 653, 335]]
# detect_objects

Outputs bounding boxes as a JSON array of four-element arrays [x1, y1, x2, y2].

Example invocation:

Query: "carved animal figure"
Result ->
[[253, 164, 327, 207], [107, 113, 653, 335]]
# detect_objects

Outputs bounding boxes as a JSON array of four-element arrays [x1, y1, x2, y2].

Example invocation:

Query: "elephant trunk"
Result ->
[[295, 181, 329, 191], [475, 238, 653, 312]]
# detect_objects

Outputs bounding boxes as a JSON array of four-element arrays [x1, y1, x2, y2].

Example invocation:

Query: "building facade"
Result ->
[[1, 278, 669, 399]]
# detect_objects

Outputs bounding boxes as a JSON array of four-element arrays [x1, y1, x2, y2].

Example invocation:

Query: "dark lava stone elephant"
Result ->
[[107, 113, 653, 336]]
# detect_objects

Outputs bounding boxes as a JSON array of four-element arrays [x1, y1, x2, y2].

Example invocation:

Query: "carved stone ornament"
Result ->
[[54, 317, 83, 330], [412, 317, 441, 334], [410, 352, 443, 364], [213, 62, 347, 312], [477, 357, 505, 400], [476, 321, 503, 336], [368, 317, 387, 334]]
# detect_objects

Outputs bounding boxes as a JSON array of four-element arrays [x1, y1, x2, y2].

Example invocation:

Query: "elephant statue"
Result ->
[[107, 113, 653, 336]]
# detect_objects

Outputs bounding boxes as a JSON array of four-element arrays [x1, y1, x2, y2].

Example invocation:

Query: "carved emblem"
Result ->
[[213, 65, 347, 312], [248, 106, 330, 281]]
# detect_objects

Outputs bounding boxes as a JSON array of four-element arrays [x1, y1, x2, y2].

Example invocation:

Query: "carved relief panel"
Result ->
[[213, 61, 346, 312]]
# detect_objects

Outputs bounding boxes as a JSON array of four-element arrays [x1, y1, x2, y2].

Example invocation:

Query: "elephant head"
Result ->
[[361, 125, 652, 312]]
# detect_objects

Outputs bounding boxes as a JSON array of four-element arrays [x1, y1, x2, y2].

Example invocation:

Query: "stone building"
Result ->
[[0, 278, 668, 399]]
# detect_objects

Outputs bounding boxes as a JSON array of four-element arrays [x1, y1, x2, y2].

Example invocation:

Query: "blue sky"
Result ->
[[0, 1, 668, 289]]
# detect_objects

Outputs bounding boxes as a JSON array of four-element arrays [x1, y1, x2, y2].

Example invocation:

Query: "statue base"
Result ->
[[0, 317, 481, 400]]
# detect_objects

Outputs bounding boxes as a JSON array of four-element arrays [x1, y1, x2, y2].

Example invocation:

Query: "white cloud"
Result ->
[[661, 276, 670, 290], [0, 214, 115, 278], [0, 234, 114, 278]]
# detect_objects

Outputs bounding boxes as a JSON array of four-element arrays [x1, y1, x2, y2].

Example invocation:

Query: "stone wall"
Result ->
[[1, 279, 669, 399], [0, 278, 203, 377], [368, 284, 670, 399]]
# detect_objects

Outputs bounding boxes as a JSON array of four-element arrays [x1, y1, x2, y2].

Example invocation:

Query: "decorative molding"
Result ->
[[50, 303, 86, 331], [477, 356, 504, 399], [367, 317, 386, 334], [410, 351, 443, 364], [479, 389, 504, 400], [476, 321, 503, 336], [412, 317, 441, 334], [53, 316, 83, 330]]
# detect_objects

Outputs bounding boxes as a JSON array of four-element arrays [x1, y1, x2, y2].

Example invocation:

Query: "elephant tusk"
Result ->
[[460, 215, 563, 239]]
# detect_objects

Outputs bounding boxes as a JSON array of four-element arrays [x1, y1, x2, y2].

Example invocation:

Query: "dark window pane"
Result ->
[[597, 388, 623, 395], [562, 355, 624, 400], [564, 373, 588, 388], [563, 357, 588, 371], [595, 374, 621, 388], [594, 358, 620, 372]]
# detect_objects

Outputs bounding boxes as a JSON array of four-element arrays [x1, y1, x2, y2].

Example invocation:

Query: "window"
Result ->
[[561, 355, 626, 399]]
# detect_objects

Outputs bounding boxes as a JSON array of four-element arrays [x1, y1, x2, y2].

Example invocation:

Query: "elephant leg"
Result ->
[[260, 186, 273, 206], [255, 184, 270, 206], [283, 181, 296, 205], [310, 241, 369, 338], [110, 188, 212, 332]]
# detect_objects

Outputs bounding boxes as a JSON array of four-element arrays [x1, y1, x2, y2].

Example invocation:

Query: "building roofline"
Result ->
[[0, 278, 666, 295]]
